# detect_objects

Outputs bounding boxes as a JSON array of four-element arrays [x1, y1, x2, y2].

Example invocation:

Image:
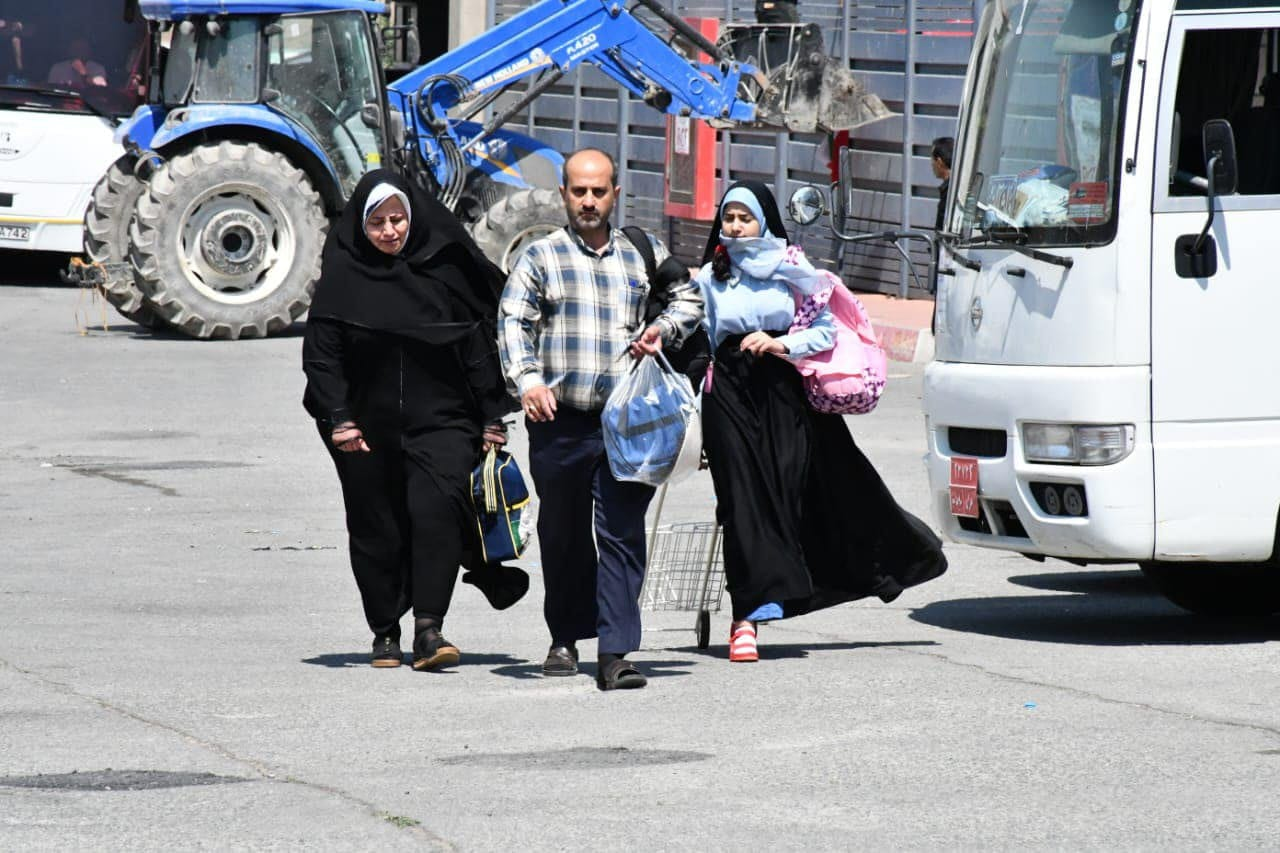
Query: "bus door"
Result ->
[[1150, 14, 1280, 560]]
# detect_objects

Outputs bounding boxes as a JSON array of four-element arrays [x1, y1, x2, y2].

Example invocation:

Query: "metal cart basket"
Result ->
[[640, 484, 725, 649]]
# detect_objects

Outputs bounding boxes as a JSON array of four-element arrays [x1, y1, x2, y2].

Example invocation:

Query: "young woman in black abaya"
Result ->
[[694, 181, 947, 662], [303, 169, 522, 670]]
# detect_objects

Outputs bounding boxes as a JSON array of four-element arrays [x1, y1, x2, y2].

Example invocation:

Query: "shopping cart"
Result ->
[[640, 483, 725, 649]]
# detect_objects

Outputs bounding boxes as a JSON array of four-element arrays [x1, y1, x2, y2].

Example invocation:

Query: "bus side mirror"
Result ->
[[1176, 119, 1238, 278], [787, 185, 826, 226], [1203, 118, 1237, 196]]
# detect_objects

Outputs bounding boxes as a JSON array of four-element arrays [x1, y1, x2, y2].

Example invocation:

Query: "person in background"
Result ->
[[48, 35, 107, 88], [932, 136, 954, 233], [0, 16, 24, 83], [303, 170, 522, 671], [695, 180, 948, 662], [498, 147, 703, 691]]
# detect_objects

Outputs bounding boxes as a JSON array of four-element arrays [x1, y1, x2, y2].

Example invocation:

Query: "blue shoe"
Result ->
[[745, 601, 783, 623]]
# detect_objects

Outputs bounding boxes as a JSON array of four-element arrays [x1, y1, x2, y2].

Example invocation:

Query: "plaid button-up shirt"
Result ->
[[498, 225, 704, 412]]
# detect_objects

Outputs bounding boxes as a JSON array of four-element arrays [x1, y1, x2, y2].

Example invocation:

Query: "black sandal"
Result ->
[[412, 627, 460, 671], [596, 658, 647, 691]]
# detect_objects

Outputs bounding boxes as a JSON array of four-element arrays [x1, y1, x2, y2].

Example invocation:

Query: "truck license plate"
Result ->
[[949, 456, 980, 518], [0, 224, 31, 242]]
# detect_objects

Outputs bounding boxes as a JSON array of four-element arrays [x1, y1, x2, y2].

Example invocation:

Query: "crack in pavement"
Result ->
[[764, 619, 1280, 741], [61, 466, 179, 498], [0, 656, 455, 849]]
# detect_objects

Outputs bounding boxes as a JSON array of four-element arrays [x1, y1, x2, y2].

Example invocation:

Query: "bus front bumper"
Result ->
[[923, 361, 1155, 562]]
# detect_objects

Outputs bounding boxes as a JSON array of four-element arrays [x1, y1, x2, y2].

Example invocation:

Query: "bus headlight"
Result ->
[[1022, 423, 1135, 466]]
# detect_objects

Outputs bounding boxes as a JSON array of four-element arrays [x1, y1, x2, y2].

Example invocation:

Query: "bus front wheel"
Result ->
[[1139, 561, 1280, 619]]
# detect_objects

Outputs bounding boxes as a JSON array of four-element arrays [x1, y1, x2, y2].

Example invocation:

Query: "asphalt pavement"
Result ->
[[3, 273, 1280, 851]]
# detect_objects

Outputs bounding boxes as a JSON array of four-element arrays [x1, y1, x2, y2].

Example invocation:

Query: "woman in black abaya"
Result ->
[[695, 181, 947, 662], [303, 169, 521, 670]]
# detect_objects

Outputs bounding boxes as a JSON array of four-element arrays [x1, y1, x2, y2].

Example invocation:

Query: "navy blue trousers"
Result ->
[[526, 406, 655, 655]]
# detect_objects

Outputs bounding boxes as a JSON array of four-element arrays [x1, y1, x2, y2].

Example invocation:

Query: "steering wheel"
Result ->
[[300, 90, 364, 164]]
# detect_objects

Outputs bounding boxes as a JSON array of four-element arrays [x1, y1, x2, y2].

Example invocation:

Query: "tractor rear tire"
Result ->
[[467, 187, 565, 272], [84, 160, 166, 329], [129, 142, 327, 340]]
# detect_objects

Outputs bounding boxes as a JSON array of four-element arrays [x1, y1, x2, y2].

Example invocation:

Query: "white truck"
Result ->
[[920, 0, 1280, 615]]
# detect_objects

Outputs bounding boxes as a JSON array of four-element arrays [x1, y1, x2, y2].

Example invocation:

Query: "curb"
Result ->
[[873, 322, 935, 364]]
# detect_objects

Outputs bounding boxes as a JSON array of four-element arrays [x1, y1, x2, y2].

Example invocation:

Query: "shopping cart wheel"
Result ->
[[696, 610, 711, 649]]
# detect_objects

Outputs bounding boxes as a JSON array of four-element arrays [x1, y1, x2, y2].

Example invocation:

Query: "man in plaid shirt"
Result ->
[[498, 148, 703, 691]]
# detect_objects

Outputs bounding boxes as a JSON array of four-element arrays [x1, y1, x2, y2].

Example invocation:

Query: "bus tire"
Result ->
[[1139, 561, 1280, 618], [129, 142, 326, 340], [467, 187, 565, 272], [85, 160, 166, 329]]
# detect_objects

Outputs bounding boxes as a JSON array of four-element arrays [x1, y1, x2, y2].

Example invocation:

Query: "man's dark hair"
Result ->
[[931, 136, 954, 169], [561, 147, 619, 187]]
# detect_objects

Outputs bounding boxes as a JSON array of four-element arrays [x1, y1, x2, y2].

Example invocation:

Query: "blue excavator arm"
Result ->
[[388, 0, 760, 128], [384, 0, 889, 209]]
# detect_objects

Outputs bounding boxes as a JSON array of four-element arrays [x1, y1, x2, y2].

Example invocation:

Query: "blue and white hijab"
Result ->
[[703, 180, 823, 295]]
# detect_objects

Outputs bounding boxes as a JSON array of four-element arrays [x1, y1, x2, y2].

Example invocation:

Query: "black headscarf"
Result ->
[[309, 169, 504, 344], [699, 179, 792, 266]]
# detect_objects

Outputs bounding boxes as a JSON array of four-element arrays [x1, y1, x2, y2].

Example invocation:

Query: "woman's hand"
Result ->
[[482, 422, 508, 453], [331, 422, 370, 453], [739, 331, 788, 357]]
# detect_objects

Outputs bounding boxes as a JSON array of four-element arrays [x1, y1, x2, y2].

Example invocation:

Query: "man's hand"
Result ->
[[331, 423, 370, 453], [521, 385, 557, 423], [628, 324, 664, 359], [739, 331, 787, 357]]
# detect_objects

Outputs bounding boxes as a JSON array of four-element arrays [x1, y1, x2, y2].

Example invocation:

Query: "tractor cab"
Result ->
[[144, 4, 390, 197]]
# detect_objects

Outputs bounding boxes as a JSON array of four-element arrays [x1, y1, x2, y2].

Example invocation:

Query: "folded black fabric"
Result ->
[[462, 564, 529, 610]]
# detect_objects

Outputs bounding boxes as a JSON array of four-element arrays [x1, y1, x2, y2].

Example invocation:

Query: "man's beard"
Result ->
[[571, 211, 606, 231]]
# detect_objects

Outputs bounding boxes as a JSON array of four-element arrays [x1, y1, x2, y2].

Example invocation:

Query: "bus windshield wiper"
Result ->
[[938, 231, 981, 272], [0, 84, 114, 122], [969, 230, 1074, 269]]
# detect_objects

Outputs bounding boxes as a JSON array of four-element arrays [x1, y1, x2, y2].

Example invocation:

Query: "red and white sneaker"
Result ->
[[729, 622, 758, 662]]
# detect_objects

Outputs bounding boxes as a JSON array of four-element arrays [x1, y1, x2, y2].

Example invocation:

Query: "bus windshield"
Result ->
[[950, 0, 1138, 246], [0, 1, 148, 117]]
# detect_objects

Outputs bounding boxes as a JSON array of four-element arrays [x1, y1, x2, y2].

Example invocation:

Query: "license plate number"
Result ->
[[949, 456, 980, 519], [0, 224, 31, 242]]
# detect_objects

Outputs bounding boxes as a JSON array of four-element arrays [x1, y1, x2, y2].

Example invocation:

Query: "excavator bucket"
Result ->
[[719, 23, 892, 134]]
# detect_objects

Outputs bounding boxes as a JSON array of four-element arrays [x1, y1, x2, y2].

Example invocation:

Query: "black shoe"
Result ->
[[371, 635, 402, 668], [542, 643, 579, 677], [412, 627, 460, 671], [596, 657, 647, 691]]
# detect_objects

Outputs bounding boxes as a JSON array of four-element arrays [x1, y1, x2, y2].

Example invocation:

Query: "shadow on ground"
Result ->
[[1006, 568, 1154, 597], [910, 569, 1280, 646], [77, 319, 308, 340], [0, 250, 75, 284], [302, 651, 529, 669], [489, 659, 696, 681], [669, 640, 939, 660]]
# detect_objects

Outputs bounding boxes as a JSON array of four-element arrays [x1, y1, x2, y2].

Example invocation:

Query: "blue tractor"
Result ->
[[90, 0, 888, 338]]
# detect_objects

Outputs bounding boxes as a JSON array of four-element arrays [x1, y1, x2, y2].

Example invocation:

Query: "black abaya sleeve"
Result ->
[[302, 318, 355, 429], [461, 322, 518, 425]]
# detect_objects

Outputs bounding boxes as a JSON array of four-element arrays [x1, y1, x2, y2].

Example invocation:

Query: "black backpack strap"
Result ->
[[621, 225, 658, 287]]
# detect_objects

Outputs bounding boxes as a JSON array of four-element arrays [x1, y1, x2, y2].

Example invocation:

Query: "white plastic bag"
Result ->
[[602, 351, 698, 487], [664, 392, 703, 486]]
